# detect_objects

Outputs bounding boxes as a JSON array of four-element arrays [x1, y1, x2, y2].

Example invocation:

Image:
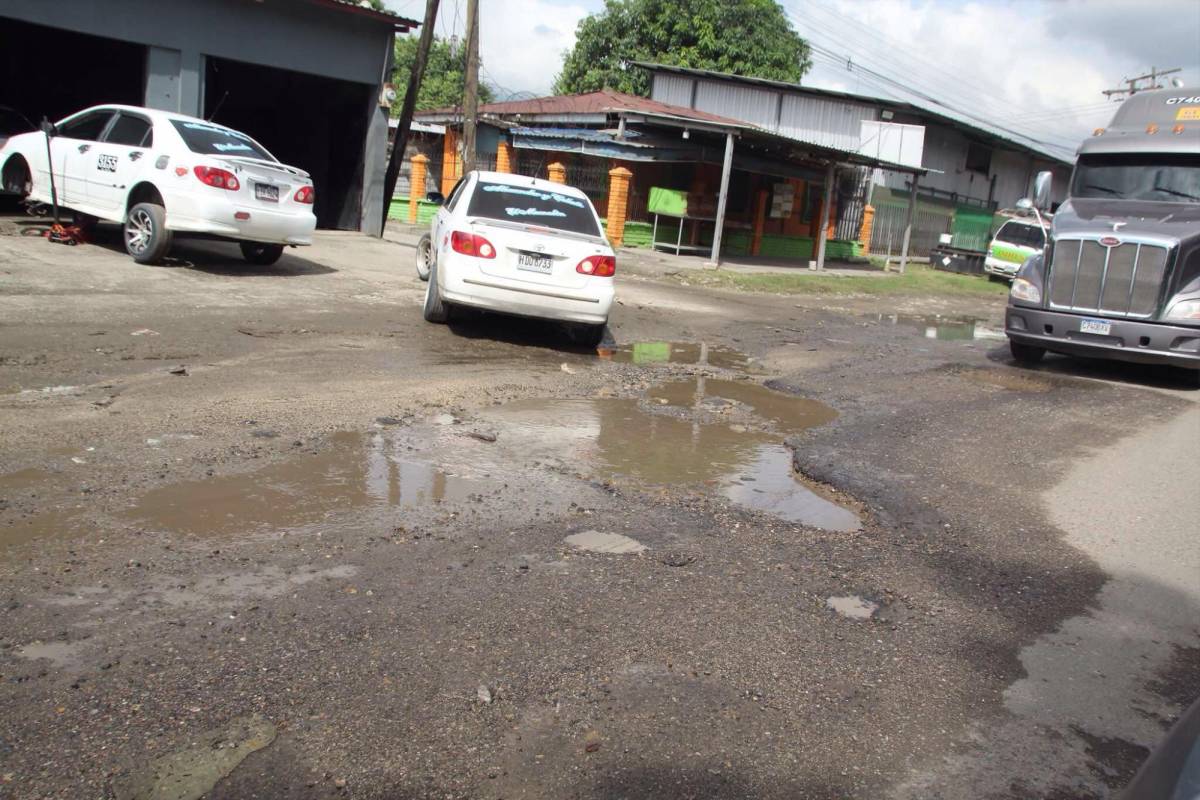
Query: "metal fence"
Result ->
[[868, 200, 954, 259]]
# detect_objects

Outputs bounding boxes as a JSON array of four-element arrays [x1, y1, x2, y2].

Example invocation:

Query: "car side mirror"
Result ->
[[39, 118, 57, 137], [1034, 171, 1052, 211], [426, 191, 445, 206]]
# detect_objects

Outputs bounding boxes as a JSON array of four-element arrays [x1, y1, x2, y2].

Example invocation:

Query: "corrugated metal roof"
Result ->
[[634, 61, 1073, 166], [309, 0, 420, 28], [417, 89, 748, 127]]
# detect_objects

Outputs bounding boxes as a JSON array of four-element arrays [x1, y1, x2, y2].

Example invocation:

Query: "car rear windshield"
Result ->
[[170, 120, 275, 161], [994, 221, 1045, 248], [466, 181, 600, 236]]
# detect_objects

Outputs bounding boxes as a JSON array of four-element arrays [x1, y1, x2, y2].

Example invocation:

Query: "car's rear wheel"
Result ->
[[124, 202, 172, 265], [569, 322, 608, 349], [240, 242, 285, 266], [416, 233, 432, 281], [423, 259, 452, 323], [1010, 340, 1046, 365]]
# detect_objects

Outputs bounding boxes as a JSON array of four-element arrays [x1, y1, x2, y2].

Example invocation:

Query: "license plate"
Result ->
[[517, 252, 552, 274], [254, 183, 279, 202], [1080, 318, 1112, 336]]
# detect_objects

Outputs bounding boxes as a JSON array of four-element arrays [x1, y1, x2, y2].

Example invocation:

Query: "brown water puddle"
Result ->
[[482, 387, 859, 531], [870, 313, 1004, 342], [647, 378, 838, 435], [127, 431, 482, 537], [599, 341, 752, 370], [0, 467, 53, 493], [1, 509, 86, 550]]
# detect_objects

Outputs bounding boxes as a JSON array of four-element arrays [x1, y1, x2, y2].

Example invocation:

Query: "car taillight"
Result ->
[[450, 230, 496, 259], [294, 185, 314, 204], [193, 166, 240, 191], [576, 255, 615, 277]]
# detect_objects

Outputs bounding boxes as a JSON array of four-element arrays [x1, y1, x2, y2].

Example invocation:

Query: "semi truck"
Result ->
[[1004, 88, 1200, 382]]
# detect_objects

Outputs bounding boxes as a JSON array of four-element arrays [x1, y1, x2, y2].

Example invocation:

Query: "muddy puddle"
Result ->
[[870, 313, 1004, 342], [599, 341, 752, 370], [127, 431, 484, 537], [481, 384, 860, 531]]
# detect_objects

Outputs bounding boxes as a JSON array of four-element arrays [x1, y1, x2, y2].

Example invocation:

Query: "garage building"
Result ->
[[0, 0, 417, 234]]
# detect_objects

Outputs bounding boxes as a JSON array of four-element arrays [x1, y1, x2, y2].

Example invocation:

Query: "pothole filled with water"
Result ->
[[598, 341, 753, 370], [869, 313, 1004, 342]]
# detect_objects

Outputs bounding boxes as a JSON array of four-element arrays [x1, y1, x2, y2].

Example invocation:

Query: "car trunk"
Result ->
[[468, 218, 608, 291], [216, 156, 308, 209]]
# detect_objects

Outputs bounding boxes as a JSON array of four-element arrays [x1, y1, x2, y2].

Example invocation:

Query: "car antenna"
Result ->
[[206, 91, 229, 123]]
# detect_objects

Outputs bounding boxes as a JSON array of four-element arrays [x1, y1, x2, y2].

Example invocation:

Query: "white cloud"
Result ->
[[788, 0, 1200, 158]]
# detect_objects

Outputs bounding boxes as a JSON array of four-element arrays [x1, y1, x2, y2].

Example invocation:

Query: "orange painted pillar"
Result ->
[[408, 154, 429, 224], [858, 204, 875, 255], [606, 166, 633, 248], [496, 140, 514, 174], [441, 128, 461, 196], [751, 189, 768, 256], [547, 162, 567, 184]]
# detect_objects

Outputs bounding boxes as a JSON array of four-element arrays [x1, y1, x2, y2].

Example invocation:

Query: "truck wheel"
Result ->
[[240, 242, 285, 266], [124, 202, 172, 264], [423, 259, 452, 323], [1010, 341, 1046, 365], [416, 233, 432, 281]]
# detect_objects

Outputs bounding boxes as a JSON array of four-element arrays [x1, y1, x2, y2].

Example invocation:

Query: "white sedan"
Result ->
[[417, 171, 615, 346], [0, 104, 316, 265]]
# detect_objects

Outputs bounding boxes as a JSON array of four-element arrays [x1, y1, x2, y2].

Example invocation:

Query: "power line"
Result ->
[[1102, 66, 1183, 98]]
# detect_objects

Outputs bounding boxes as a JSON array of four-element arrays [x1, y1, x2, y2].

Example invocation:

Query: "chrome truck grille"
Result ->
[[1047, 238, 1170, 318]]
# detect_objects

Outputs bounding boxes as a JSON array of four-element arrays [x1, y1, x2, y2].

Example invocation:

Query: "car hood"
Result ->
[[1052, 198, 1200, 247]]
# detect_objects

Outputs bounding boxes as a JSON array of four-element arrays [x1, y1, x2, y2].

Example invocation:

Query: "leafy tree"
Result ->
[[391, 35, 495, 114], [554, 0, 811, 96]]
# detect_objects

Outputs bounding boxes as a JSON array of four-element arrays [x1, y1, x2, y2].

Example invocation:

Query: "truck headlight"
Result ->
[[1164, 298, 1200, 322], [1010, 278, 1041, 304]]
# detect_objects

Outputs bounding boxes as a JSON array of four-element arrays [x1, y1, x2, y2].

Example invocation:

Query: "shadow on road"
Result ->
[[985, 345, 1199, 391]]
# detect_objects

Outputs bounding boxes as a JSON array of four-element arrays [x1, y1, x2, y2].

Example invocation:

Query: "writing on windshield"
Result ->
[[468, 182, 600, 236], [171, 120, 276, 162]]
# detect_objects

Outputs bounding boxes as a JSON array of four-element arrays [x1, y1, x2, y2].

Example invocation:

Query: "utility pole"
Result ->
[[380, 0, 440, 236], [1102, 66, 1182, 99], [461, 0, 480, 174]]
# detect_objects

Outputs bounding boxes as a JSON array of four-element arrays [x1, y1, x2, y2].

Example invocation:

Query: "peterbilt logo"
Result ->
[[1098, 236, 1121, 247]]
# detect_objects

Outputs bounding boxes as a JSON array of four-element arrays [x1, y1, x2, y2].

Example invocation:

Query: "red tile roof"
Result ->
[[419, 89, 748, 128]]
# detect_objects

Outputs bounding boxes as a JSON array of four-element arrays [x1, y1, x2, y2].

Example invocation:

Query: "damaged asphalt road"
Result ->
[[0, 226, 1197, 799]]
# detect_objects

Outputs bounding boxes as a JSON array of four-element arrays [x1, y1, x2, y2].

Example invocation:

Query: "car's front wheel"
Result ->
[[416, 233, 432, 281], [423, 259, 452, 323], [2, 156, 31, 197], [1010, 340, 1046, 365], [240, 242, 285, 266], [124, 202, 172, 264]]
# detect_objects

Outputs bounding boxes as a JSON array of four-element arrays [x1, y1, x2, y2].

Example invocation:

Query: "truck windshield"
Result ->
[[994, 221, 1045, 248], [1072, 153, 1200, 203], [467, 181, 601, 237]]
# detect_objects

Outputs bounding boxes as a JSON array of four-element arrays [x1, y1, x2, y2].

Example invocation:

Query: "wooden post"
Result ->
[[708, 131, 735, 266], [858, 204, 875, 255], [899, 174, 919, 274], [408, 154, 429, 224], [495, 140, 514, 174], [461, 0, 479, 174], [606, 166, 633, 248], [751, 189, 768, 256], [547, 162, 567, 184], [815, 162, 835, 270]]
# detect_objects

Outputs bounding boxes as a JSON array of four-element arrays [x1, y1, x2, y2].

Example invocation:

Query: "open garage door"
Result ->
[[204, 57, 372, 231], [0, 18, 145, 130]]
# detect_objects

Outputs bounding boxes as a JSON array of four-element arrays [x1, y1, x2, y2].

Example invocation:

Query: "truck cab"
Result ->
[[1004, 88, 1200, 380]]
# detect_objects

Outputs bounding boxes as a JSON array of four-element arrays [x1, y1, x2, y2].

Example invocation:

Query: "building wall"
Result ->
[[2, 0, 395, 234]]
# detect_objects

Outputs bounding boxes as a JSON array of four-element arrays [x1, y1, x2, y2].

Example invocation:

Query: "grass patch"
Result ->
[[681, 263, 1009, 298]]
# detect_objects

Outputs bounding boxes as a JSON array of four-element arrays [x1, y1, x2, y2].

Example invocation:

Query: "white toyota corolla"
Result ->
[[0, 104, 316, 264], [416, 171, 615, 346]]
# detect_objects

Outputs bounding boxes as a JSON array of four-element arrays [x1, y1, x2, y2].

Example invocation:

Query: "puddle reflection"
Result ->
[[871, 314, 1004, 342], [600, 341, 752, 370]]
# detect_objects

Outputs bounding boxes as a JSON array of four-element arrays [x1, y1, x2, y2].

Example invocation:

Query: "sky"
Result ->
[[383, 0, 1200, 160]]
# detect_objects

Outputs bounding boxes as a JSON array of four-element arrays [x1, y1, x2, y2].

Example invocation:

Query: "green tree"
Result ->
[[554, 0, 811, 96], [391, 35, 495, 114]]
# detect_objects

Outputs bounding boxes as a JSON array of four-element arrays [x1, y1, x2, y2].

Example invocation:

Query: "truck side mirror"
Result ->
[[1034, 171, 1052, 211]]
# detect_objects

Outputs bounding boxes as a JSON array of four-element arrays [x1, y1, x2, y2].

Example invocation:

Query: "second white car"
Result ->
[[418, 171, 615, 346]]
